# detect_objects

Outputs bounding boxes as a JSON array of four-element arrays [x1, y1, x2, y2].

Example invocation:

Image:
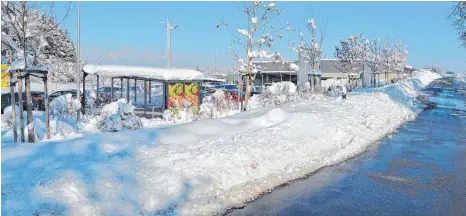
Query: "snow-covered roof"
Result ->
[[259, 71, 298, 75], [82, 64, 204, 81], [8, 59, 48, 73], [202, 78, 226, 83]]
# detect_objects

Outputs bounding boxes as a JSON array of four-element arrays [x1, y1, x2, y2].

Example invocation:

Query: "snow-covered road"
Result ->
[[1, 71, 440, 215]]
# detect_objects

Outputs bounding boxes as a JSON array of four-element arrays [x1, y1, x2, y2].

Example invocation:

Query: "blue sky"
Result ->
[[53, 1, 465, 72]]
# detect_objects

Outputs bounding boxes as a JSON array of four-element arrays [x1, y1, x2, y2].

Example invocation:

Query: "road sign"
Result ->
[[1, 64, 8, 87]]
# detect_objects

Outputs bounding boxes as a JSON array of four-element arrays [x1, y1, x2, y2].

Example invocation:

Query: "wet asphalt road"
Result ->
[[230, 77, 466, 216]]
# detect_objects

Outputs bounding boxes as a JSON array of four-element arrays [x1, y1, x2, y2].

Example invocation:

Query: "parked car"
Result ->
[[48, 90, 83, 104], [1, 92, 40, 114]]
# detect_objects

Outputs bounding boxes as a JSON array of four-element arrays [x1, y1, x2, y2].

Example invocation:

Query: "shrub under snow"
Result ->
[[2, 105, 20, 128], [248, 82, 299, 109], [48, 93, 82, 139], [199, 90, 239, 119], [162, 98, 201, 123], [49, 93, 81, 121], [99, 98, 142, 132]]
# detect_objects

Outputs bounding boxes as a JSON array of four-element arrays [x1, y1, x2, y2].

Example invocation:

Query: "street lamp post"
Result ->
[[77, 2, 80, 102]]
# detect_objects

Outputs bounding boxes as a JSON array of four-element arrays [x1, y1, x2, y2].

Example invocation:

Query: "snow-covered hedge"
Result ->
[[162, 98, 201, 123], [98, 98, 142, 132], [199, 90, 239, 119], [248, 82, 299, 109]]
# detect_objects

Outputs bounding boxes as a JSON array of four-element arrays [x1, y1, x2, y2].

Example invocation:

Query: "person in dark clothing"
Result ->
[[342, 86, 347, 100]]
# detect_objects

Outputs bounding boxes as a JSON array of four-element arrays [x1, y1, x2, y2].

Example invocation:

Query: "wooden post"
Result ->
[[43, 76, 50, 139], [9, 71, 17, 143], [144, 80, 147, 117], [25, 74, 34, 143], [17, 75, 25, 142], [111, 78, 114, 102]]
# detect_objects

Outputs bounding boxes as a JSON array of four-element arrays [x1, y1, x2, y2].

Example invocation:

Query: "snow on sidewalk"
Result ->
[[1, 71, 439, 215]]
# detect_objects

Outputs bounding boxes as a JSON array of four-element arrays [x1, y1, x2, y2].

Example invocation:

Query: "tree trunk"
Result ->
[[25, 74, 35, 143], [244, 74, 251, 110], [44, 76, 50, 139], [239, 75, 244, 111], [9, 72, 17, 143], [17, 76, 25, 142]]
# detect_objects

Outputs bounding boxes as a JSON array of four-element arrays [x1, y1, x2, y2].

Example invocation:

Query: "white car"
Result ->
[[441, 71, 456, 78]]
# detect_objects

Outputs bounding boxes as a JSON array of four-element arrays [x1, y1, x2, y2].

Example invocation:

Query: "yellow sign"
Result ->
[[1, 64, 9, 87]]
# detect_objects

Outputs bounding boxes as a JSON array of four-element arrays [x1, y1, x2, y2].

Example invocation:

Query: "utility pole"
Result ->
[[76, 2, 81, 105]]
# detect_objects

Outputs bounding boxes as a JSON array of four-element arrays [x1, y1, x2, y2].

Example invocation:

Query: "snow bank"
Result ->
[[1, 71, 440, 215]]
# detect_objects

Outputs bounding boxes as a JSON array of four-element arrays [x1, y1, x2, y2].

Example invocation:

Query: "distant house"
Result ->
[[239, 59, 414, 89], [319, 59, 363, 80], [251, 59, 362, 88], [252, 61, 298, 87]]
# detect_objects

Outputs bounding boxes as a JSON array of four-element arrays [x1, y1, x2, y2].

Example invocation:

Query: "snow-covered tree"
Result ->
[[1, 2, 75, 83], [379, 39, 409, 83], [1, 1, 72, 143], [391, 40, 409, 79], [220, 1, 285, 110], [366, 38, 384, 87], [334, 33, 369, 77], [290, 17, 326, 92], [450, 2, 466, 48]]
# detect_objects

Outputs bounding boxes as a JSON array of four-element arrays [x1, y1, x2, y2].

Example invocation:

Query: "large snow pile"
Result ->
[[248, 81, 299, 109], [1, 70, 440, 215]]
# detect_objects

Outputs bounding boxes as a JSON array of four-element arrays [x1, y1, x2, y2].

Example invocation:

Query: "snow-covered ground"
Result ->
[[1, 71, 440, 215]]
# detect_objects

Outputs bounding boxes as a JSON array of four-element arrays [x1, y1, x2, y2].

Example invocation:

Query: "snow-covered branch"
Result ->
[[450, 2, 466, 48], [334, 33, 369, 73], [1, 1, 76, 83], [291, 17, 326, 73]]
